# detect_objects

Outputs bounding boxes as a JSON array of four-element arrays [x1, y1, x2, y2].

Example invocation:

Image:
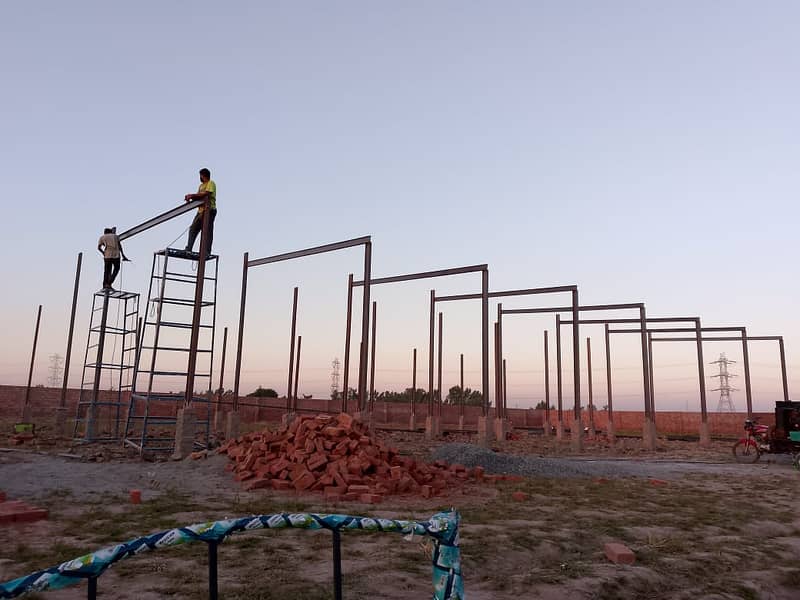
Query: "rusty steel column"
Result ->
[[233, 252, 249, 412], [497, 303, 504, 418], [184, 199, 211, 407], [604, 324, 613, 422], [215, 327, 228, 423], [341, 274, 354, 413], [59, 253, 83, 418], [22, 304, 43, 420], [502, 358, 508, 414], [587, 337, 595, 434], [369, 301, 377, 413], [481, 268, 490, 416], [428, 290, 435, 417], [648, 331, 655, 415], [286, 287, 299, 412], [437, 312, 444, 416], [555, 314, 563, 424], [779, 337, 789, 403], [357, 242, 372, 412], [741, 328, 753, 418], [571, 289, 581, 422], [639, 305, 651, 418], [411, 348, 417, 419], [494, 322, 501, 417], [293, 335, 302, 410], [544, 330, 550, 428], [459, 353, 465, 419], [694, 318, 709, 445]]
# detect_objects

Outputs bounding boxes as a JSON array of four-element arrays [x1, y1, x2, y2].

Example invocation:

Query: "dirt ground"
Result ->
[[1, 428, 799, 599]]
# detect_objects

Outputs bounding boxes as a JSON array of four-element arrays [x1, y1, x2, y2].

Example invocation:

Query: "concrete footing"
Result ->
[[542, 418, 551, 436], [556, 420, 564, 440], [54, 407, 68, 438], [21, 404, 32, 424], [642, 418, 657, 450], [281, 412, 297, 428], [225, 411, 240, 441], [477, 416, 495, 445], [699, 421, 711, 447], [172, 407, 197, 460], [607, 421, 616, 445], [458, 415, 465, 430], [571, 419, 583, 451], [409, 414, 418, 431], [425, 416, 440, 439], [494, 417, 509, 441]]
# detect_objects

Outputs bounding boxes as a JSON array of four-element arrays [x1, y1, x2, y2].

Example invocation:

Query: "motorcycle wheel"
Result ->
[[732, 440, 761, 463]]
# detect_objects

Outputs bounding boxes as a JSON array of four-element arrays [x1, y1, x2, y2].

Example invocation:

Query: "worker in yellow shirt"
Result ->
[[184, 167, 217, 254]]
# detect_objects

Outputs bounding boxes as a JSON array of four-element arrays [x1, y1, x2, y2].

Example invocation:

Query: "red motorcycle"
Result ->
[[733, 418, 800, 469]]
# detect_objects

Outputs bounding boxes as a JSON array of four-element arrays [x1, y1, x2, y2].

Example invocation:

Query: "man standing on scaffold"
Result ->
[[184, 167, 217, 254]]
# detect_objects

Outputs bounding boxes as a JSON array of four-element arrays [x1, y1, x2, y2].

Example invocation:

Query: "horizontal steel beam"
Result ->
[[117, 200, 204, 241], [352, 264, 487, 287], [502, 302, 644, 316], [608, 327, 697, 334], [248, 235, 371, 267], [434, 285, 577, 303], [652, 335, 782, 342], [560, 316, 700, 325]]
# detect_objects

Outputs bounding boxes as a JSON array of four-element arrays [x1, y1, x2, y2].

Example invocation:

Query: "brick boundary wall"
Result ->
[[0, 385, 770, 437]]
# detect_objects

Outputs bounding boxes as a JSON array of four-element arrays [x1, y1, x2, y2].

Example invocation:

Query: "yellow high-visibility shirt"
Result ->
[[197, 179, 217, 213]]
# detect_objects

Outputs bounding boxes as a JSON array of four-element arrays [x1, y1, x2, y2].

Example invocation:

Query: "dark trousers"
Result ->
[[186, 209, 217, 254], [103, 258, 121, 288]]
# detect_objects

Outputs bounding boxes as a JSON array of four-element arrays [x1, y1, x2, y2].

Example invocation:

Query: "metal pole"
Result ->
[[648, 331, 655, 415], [502, 358, 507, 413], [412, 348, 417, 419], [779, 337, 789, 403], [695, 319, 708, 424], [460, 353, 465, 418], [437, 312, 443, 416], [571, 289, 581, 422], [741, 328, 753, 418], [639, 305, 650, 418], [286, 287, 298, 412], [342, 274, 354, 413], [587, 337, 595, 432], [60, 253, 82, 412], [544, 330, 550, 427], [89, 297, 109, 438], [497, 303, 504, 418], [494, 322, 500, 417], [357, 241, 372, 412], [428, 290, 435, 417], [556, 314, 563, 424], [185, 199, 211, 407], [604, 324, 613, 422], [216, 326, 228, 420], [23, 304, 43, 419], [332, 528, 343, 600], [293, 335, 302, 410], [207, 540, 219, 600], [369, 301, 377, 412], [481, 268, 490, 416], [233, 252, 248, 412]]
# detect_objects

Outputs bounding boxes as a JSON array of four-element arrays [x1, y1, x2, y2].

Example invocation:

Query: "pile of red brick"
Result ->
[[218, 413, 484, 503], [0, 491, 48, 524]]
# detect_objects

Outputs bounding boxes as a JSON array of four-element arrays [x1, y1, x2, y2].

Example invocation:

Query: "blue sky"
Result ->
[[1, 1, 797, 411]]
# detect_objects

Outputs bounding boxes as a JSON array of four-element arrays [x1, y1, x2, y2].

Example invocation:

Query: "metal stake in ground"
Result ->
[[58, 253, 82, 435], [22, 304, 43, 423], [286, 287, 299, 413]]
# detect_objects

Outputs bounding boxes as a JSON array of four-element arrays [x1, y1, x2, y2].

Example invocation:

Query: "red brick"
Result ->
[[604, 542, 635, 565], [307, 453, 328, 471], [294, 472, 316, 491], [421, 485, 433, 498], [244, 478, 273, 491], [271, 479, 293, 491], [472, 466, 485, 481], [649, 479, 668, 487], [511, 491, 530, 502], [347, 484, 370, 494], [337, 413, 354, 430], [359, 493, 383, 504], [234, 470, 255, 482], [324, 486, 344, 500]]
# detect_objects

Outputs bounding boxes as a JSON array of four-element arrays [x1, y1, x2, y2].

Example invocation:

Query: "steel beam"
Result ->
[[248, 236, 371, 267], [117, 199, 204, 240]]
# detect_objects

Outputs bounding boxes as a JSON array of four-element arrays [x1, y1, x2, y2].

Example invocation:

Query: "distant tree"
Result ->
[[445, 385, 487, 407], [534, 400, 555, 410], [247, 387, 278, 398]]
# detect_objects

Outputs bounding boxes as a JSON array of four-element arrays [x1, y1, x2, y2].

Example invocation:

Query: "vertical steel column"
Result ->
[[460, 353, 465, 419], [586, 337, 595, 431], [185, 199, 211, 407], [695, 319, 708, 424], [60, 253, 82, 413], [741, 328, 753, 418], [544, 330, 550, 427], [207, 540, 219, 600], [494, 322, 500, 417], [357, 242, 372, 412], [502, 358, 507, 412], [23, 304, 43, 419], [216, 327, 228, 419], [604, 324, 613, 421], [428, 290, 435, 417], [556, 314, 563, 423], [286, 287, 299, 412], [638, 305, 651, 418], [779, 337, 789, 403], [481, 268, 490, 416], [411, 348, 417, 419], [369, 301, 377, 412], [293, 335, 302, 409], [497, 303, 504, 418], [233, 252, 249, 412], [89, 296, 110, 437], [647, 331, 655, 415], [437, 312, 443, 416], [571, 289, 581, 422], [342, 274, 354, 413], [332, 528, 343, 600]]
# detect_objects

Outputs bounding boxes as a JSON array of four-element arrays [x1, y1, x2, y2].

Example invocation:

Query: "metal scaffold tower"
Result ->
[[710, 352, 738, 412], [123, 248, 218, 454], [74, 290, 140, 441]]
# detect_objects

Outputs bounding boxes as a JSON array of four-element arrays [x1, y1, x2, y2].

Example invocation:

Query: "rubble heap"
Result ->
[[218, 413, 484, 503]]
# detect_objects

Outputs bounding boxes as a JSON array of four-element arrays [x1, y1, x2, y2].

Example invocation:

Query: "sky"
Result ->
[[1, 1, 798, 412]]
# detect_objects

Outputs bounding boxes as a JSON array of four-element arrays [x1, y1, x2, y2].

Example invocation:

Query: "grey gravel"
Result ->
[[431, 443, 792, 479]]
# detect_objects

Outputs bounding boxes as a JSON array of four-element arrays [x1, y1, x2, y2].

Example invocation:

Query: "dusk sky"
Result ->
[[1, 1, 797, 412]]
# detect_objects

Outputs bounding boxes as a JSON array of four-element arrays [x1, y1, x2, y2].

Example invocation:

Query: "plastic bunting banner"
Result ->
[[0, 510, 463, 599]]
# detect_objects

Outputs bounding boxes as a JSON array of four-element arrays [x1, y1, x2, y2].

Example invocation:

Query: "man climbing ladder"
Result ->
[[184, 167, 217, 254]]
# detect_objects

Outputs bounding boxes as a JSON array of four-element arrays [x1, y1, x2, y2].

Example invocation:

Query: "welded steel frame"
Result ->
[[649, 333, 789, 411], [232, 236, 373, 413], [350, 264, 490, 417]]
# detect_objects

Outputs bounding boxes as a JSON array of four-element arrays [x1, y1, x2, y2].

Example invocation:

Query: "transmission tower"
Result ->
[[710, 352, 738, 412], [47, 353, 64, 387], [330, 358, 341, 400]]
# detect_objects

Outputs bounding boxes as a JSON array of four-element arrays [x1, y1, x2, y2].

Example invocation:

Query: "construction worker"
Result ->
[[98, 228, 121, 290], [184, 167, 217, 254]]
